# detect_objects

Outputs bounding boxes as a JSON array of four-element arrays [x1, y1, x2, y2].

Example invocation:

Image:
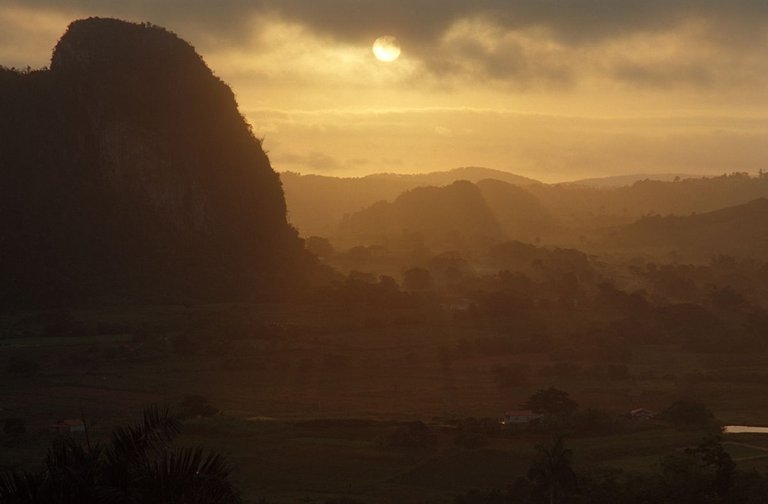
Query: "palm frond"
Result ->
[[141, 447, 241, 504], [45, 437, 102, 473], [0, 471, 44, 503], [0, 405, 240, 503], [108, 405, 181, 463]]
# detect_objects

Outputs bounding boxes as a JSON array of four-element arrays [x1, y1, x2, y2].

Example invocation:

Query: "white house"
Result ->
[[629, 408, 656, 420], [501, 410, 542, 425], [48, 419, 86, 434]]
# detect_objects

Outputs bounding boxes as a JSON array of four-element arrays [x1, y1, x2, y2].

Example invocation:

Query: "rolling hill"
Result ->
[[601, 198, 768, 259], [338, 180, 505, 250], [280, 167, 539, 236]]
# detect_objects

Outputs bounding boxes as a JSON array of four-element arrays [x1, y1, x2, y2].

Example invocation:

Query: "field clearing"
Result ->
[[3, 303, 768, 502], [723, 442, 768, 460]]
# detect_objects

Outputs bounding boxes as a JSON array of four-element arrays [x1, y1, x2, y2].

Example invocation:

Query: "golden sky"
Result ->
[[3, 1, 768, 182]]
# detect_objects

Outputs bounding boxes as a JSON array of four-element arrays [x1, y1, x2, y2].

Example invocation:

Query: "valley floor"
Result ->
[[2, 302, 768, 503]]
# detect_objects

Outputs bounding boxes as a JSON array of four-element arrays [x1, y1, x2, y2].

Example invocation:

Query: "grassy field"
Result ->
[[173, 416, 704, 503], [2, 302, 768, 502]]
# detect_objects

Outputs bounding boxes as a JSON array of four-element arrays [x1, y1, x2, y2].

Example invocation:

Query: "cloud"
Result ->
[[3, 2, 766, 183], [257, 0, 768, 47], [4, 0, 768, 90], [11, 1, 767, 44], [612, 62, 714, 89], [273, 151, 344, 172], [0, 6, 75, 67], [419, 19, 576, 89], [248, 107, 768, 181], [271, 150, 371, 173]]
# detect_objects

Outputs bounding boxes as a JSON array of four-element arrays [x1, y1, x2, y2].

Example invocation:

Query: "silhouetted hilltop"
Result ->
[[475, 179, 560, 242], [280, 167, 538, 236], [602, 198, 768, 258], [333, 178, 561, 252], [0, 18, 307, 305], [379, 167, 539, 187], [338, 180, 505, 250]]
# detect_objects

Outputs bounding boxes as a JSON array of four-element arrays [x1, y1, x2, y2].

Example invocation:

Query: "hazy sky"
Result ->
[[3, 1, 768, 182]]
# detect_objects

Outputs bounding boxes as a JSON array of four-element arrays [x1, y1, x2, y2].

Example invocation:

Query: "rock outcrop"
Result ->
[[0, 18, 307, 305]]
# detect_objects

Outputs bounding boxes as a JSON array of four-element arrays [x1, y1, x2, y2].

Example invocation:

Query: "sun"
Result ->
[[372, 36, 401, 62]]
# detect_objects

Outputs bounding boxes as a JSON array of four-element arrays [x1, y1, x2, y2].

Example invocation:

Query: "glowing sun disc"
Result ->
[[372, 36, 401, 62]]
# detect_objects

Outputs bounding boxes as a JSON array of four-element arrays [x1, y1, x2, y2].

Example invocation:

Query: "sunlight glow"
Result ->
[[372, 36, 401, 62]]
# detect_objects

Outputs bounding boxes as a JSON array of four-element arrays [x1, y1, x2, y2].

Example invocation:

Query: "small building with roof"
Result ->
[[48, 419, 86, 434], [501, 410, 542, 425]]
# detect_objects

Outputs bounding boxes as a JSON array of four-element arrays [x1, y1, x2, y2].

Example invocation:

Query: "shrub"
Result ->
[[7, 358, 39, 375], [178, 395, 219, 420], [659, 400, 716, 429], [3, 418, 26, 437], [523, 387, 578, 416]]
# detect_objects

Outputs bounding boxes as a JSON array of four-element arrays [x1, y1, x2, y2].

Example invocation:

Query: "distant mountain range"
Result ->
[[282, 167, 768, 254], [366, 166, 540, 187], [568, 173, 702, 188], [332, 176, 768, 259]]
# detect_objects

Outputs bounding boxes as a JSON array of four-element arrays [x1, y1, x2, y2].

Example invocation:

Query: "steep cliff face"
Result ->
[[0, 18, 306, 305]]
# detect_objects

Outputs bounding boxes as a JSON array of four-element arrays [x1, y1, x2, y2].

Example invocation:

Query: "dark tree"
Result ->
[[659, 400, 716, 429], [6, 359, 39, 376], [528, 436, 578, 504], [2, 418, 26, 437], [686, 435, 735, 498], [523, 387, 578, 416]]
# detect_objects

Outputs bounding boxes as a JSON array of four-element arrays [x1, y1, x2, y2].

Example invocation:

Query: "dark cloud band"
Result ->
[[10, 0, 768, 43], [4, 0, 768, 89]]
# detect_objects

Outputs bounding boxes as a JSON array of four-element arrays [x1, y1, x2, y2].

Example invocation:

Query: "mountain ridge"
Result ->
[[601, 197, 768, 258]]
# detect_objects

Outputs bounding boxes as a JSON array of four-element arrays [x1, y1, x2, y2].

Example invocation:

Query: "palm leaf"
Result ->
[[0, 405, 239, 503], [109, 405, 181, 462], [102, 404, 181, 495], [140, 447, 241, 504], [0, 471, 44, 503]]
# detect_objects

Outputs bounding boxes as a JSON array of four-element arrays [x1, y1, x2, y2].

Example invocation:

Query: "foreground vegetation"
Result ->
[[4, 234, 768, 502], [0, 406, 241, 503], [4, 404, 768, 503]]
